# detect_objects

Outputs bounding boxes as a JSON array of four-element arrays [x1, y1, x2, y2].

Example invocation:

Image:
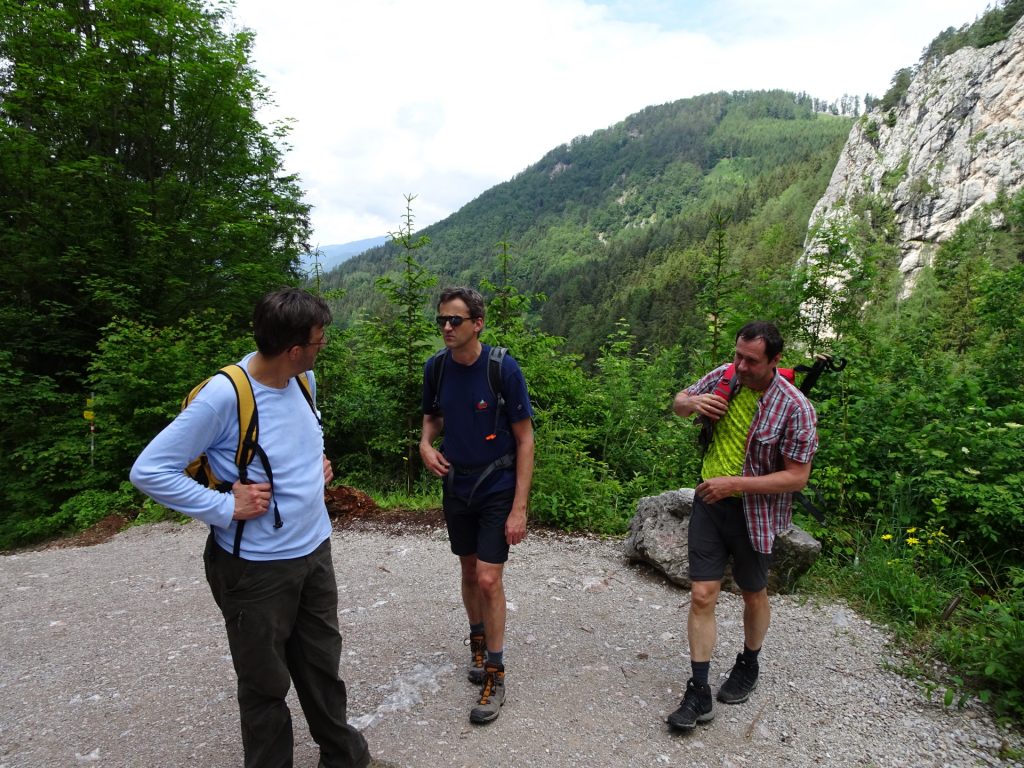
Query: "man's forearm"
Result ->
[[734, 466, 810, 495]]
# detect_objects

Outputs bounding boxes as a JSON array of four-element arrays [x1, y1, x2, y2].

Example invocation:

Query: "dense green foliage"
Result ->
[[323, 90, 852, 357], [799, 188, 1024, 720], [924, 0, 1024, 61], [0, 0, 308, 524]]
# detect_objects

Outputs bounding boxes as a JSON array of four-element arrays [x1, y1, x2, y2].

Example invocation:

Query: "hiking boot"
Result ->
[[666, 679, 714, 730], [466, 633, 486, 684], [716, 653, 759, 704], [469, 663, 505, 724]]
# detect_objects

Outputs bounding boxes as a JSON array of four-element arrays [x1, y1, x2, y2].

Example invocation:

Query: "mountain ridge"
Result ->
[[323, 90, 853, 353]]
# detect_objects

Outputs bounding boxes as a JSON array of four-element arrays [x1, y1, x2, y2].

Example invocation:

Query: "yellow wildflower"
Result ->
[[906, 537, 920, 545], [881, 534, 893, 540]]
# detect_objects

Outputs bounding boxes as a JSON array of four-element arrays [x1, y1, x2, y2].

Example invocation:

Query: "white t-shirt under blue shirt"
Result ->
[[130, 352, 331, 561]]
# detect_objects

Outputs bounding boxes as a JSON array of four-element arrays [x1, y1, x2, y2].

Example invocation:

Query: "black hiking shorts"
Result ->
[[688, 494, 771, 592]]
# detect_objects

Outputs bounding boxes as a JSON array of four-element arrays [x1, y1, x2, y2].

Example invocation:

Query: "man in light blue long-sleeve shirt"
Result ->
[[131, 288, 384, 768]]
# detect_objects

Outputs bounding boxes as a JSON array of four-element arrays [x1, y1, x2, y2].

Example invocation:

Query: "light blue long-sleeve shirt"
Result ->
[[130, 353, 331, 560]]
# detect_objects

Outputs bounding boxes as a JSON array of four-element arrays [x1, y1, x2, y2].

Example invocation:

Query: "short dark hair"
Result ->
[[253, 288, 332, 356], [437, 286, 485, 320], [736, 321, 784, 360]]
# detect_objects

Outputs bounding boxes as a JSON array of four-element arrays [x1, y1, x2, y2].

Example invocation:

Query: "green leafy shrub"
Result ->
[[530, 422, 626, 534], [935, 569, 1024, 718], [0, 350, 92, 548], [87, 312, 250, 490], [59, 481, 139, 530]]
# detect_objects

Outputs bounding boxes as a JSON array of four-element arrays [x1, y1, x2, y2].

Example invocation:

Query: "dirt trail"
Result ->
[[0, 519, 1020, 768]]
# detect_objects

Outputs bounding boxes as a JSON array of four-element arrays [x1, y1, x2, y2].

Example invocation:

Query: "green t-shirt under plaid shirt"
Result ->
[[701, 385, 759, 482]]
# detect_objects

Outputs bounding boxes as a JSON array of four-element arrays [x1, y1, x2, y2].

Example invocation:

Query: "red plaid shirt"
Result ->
[[688, 364, 818, 553]]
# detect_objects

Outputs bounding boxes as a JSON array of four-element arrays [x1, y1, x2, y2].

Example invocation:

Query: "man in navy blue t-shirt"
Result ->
[[419, 286, 535, 725]]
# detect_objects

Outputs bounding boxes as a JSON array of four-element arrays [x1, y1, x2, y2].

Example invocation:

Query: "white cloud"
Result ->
[[227, 0, 995, 245]]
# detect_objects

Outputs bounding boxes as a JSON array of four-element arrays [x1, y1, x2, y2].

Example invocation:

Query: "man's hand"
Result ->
[[322, 454, 334, 486], [689, 393, 730, 421], [419, 443, 450, 478], [505, 506, 527, 546], [673, 390, 730, 421], [695, 475, 742, 505], [231, 480, 272, 520]]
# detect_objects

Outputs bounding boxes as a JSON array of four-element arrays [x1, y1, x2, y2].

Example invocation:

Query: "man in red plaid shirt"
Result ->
[[666, 321, 818, 731]]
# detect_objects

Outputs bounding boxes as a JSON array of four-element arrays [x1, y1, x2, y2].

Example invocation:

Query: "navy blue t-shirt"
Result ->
[[421, 344, 534, 499]]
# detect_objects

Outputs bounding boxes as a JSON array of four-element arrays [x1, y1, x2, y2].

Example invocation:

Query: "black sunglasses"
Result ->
[[436, 315, 474, 328]]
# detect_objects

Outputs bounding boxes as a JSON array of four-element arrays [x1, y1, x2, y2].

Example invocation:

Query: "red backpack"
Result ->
[[710, 363, 795, 401]]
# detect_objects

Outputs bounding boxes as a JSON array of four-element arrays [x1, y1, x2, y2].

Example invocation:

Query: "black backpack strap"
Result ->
[[428, 348, 449, 413], [445, 452, 517, 505], [795, 353, 848, 397], [486, 346, 507, 402], [486, 346, 508, 440], [231, 422, 284, 557], [794, 489, 826, 524]]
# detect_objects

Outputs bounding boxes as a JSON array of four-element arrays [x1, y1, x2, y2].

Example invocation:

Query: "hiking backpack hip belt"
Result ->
[[445, 452, 516, 504]]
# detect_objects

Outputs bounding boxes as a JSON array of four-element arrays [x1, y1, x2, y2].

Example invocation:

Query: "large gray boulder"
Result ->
[[622, 489, 821, 594]]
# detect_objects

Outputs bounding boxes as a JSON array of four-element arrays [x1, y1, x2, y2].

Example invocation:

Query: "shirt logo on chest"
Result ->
[[476, 399, 489, 411]]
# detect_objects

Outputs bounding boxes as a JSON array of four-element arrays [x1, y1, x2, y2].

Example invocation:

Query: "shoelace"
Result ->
[[478, 670, 502, 704], [467, 635, 486, 669]]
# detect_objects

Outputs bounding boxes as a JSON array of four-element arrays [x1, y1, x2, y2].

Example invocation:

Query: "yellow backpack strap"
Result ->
[[181, 365, 256, 489], [216, 364, 258, 476], [294, 370, 321, 426], [182, 375, 213, 410]]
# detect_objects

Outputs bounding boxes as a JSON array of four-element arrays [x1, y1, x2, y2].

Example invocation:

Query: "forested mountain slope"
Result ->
[[324, 91, 853, 354]]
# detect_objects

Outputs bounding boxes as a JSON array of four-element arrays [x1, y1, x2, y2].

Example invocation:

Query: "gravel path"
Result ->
[[1, 519, 1021, 768]]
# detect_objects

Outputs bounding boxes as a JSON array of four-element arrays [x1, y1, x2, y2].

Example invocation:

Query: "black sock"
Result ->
[[691, 660, 710, 686], [470, 622, 484, 636], [742, 646, 761, 667]]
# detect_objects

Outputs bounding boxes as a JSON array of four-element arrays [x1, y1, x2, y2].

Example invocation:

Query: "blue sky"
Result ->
[[227, 0, 995, 247]]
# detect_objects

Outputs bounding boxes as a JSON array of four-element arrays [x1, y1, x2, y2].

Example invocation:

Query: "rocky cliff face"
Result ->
[[806, 17, 1024, 290]]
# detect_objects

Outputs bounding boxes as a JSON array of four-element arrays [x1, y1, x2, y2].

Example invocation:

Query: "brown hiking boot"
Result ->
[[469, 663, 505, 724], [466, 633, 486, 684]]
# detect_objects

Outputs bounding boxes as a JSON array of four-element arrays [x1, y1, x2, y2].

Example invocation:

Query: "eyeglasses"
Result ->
[[301, 331, 329, 348], [435, 315, 474, 328]]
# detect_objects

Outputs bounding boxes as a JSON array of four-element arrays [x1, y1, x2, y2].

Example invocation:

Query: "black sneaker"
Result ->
[[666, 679, 713, 730], [716, 653, 759, 704], [466, 633, 486, 684]]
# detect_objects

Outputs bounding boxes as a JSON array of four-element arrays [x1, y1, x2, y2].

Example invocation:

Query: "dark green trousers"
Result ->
[[204, 534, 370, 768]]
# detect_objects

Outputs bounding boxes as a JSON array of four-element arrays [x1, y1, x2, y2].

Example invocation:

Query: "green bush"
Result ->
[[935, 570, 1024, 718], [0, 350, 93, 548], [87, 312, 250, 489], [59, 481, 139, 530]]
